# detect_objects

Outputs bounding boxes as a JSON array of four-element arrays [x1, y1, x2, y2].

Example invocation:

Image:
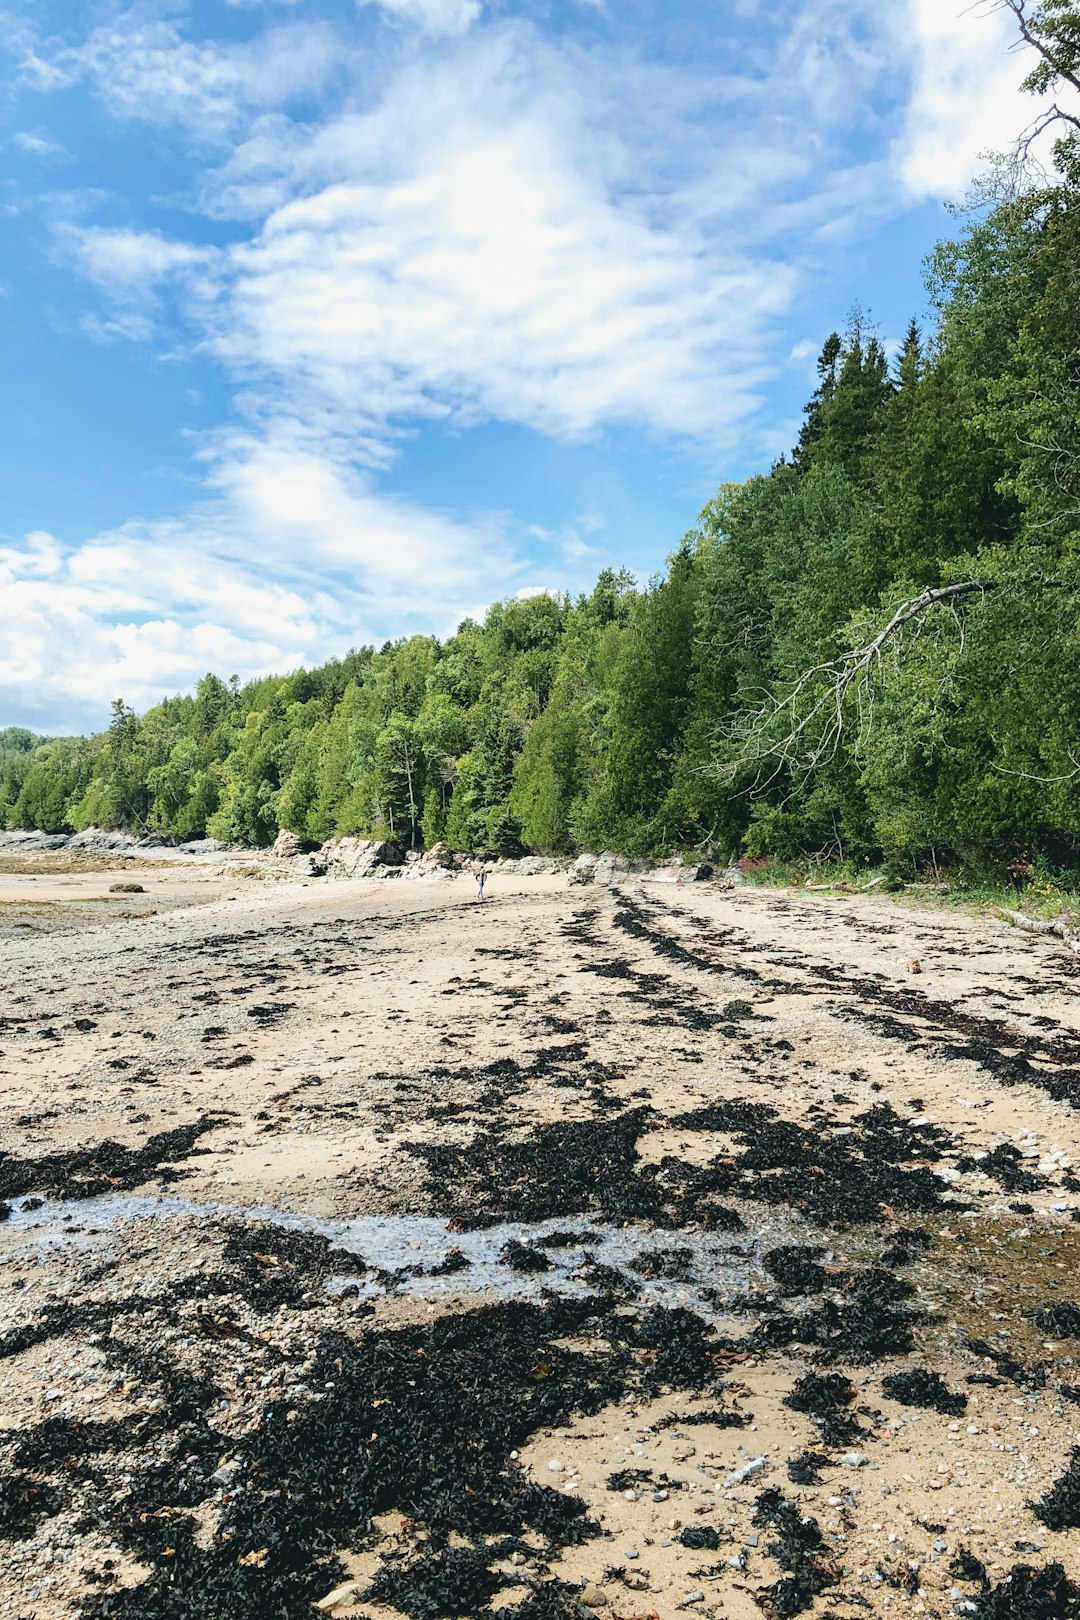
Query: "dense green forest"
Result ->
[[5, 7, 1080, 872]]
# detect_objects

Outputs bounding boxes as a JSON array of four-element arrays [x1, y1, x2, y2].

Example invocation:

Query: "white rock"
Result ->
[[724, 1455, 767, 1487]]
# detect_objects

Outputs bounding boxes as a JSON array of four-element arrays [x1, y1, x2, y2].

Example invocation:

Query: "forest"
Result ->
[[4, 8, 1079, 875]]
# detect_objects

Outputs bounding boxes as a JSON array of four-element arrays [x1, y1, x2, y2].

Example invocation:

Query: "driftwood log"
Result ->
[[1000, 908, 1080, 958]]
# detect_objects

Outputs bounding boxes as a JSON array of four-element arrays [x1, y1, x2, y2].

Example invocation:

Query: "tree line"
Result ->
[[5, 5, 1079, 874]]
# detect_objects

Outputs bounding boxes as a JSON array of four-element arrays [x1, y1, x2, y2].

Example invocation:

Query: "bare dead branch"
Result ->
[[711, 581, 995, 788], [992, 748, 1080, 783], [999, 0, 1080, 98]]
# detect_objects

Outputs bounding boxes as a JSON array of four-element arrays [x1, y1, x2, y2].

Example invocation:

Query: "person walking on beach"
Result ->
[[476, 866, 488, 902]]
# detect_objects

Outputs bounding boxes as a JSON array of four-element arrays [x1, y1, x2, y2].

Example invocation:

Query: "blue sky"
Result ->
[[0, 0, 1046, 733]]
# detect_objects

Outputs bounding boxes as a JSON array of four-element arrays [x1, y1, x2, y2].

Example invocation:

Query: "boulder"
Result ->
[[642, 862, 707, 885], [425, 842, 455, 868], [320, 837, 405, 880], [70, 826, 134, 851], [567, 853, 597, 886], [593, 850, 632, 884], [271, 829, 307, 860]]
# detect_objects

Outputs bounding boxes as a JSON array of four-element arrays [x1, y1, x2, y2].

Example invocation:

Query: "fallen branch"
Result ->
[[999, 907, 1080, 957], [714, 580, 995, 786]]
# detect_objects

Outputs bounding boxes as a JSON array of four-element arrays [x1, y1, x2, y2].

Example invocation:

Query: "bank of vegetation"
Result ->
[[4, 6, 1079, 880]]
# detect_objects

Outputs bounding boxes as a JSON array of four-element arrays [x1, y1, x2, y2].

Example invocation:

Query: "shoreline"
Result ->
[[2, 866, 1079, 1617]]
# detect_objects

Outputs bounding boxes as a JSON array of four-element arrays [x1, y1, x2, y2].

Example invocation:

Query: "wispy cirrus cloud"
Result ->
[[359, 0, 482, 36], [24, 16, 343, 141]]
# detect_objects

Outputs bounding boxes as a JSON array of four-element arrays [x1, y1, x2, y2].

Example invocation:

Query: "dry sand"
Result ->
[[2, 861, 1080, 1619]]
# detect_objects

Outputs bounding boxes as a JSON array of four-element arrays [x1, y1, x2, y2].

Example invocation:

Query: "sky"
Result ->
[[0, 0, 1050, 734]]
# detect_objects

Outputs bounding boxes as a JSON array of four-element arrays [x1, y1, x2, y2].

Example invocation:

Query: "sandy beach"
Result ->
[[2, 859, 1080, 1619]]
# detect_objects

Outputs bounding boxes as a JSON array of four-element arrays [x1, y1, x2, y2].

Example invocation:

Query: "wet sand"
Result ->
[[2, 865, 1080, 1618]]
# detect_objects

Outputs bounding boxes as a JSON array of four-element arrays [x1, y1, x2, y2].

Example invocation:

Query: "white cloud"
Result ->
[[61, 226, 215, 291], [0, 469, 523, 730], [896, 0, 1056, 199], [201, 31, 794, 448], [360, 0, 482, 35], [40, 18, 341, 141], [12, 131, 67, 159]]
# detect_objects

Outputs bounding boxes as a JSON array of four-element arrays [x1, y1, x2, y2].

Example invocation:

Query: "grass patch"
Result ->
[[734, 854, 1080, 928]]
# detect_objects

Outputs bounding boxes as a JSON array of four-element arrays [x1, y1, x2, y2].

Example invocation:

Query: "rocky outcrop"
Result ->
[[271, 829, 310, 860], [567, 852, 598, 886], [641, 862, 716, 884], [317, 838, 405, 880], [0, 827, 229, 855], [567, 851, 635, 886]]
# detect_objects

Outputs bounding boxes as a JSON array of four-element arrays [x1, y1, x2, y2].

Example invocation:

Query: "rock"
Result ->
[[178, 838, 229, 854], [314, 1582, 360, 1611], [593, 850, 631, 884], [842, 1452, 869, 1468], [320, 837, 405, 879], [643, 862, 705, 885], [108, 882, 145, 894], [581, 1586, 608, 1608], [271, 829, 309, 859], [568, 853, 598, 886], [724, 1455, 767, 1487]]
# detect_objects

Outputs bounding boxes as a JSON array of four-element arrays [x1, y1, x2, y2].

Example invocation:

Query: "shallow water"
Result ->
[[1, 1190, 812, 1314]]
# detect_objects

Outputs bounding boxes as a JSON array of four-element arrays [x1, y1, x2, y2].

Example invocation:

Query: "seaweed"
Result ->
[[1031, 1302, 1080, 1338], [751, 1487, 837, 1618], [761, 1246, 828, 1296], [0, 1119, 222, 1203], [968, 1563, 1080, 1618], [1034, 1447, 1080, 1532], [881, 1369, 967, 1415]]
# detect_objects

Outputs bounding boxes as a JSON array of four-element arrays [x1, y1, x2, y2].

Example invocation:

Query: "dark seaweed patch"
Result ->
[[0, 1119, 222, 1204], [762, 1246, 827, 1296], [410, 1108, 742, 1231], [786, 1452, 831, 1486], [679, 1525, 720, 1550], [751, 1487, 837, 1618], [1034, 1447, 1080, 1531], [0, 1469, 60, 1539], [500, 1240, 552, 1274], [1030, 1302, 1080, 1338], [881, 1369, 967, 1415], [968, 1562, 1080, 1618], [369, 1546, 503, 1618]]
